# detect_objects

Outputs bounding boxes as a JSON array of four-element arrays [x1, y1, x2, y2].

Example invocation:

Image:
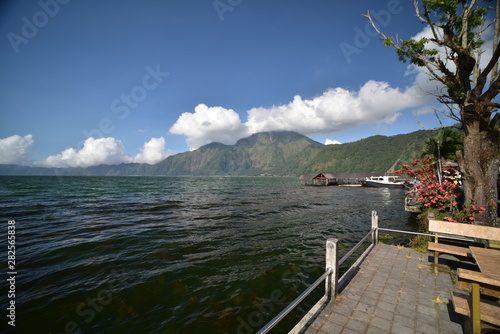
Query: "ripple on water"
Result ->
[[0, 176, 414, 334]]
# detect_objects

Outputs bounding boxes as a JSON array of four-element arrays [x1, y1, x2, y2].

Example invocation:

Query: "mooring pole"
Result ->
[[325, 238, 338, 299], [371, 210, 379, 245]]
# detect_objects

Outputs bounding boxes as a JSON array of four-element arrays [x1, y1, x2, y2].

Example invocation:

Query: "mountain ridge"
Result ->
[[0, 129, 441, 176]]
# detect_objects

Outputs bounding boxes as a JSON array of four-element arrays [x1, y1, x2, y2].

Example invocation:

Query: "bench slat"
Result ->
[[429, 219, 500, 241], [457, 280, 500, 298], [451, 291, 500, 326], [428, 242, 473, 258], [458, 268, 500, 287]]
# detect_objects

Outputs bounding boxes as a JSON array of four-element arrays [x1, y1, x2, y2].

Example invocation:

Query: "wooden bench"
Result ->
[[427, 219, 500, 274], [451, 291, 500, 327], [456, 268, 500, 298], [452, 268, 500, 333]]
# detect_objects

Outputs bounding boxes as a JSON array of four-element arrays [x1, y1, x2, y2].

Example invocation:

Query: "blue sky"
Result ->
[[0, 0, 459, 167]]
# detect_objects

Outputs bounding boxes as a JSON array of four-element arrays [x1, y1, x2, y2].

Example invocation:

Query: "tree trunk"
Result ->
[[459, 107, 500, 227]]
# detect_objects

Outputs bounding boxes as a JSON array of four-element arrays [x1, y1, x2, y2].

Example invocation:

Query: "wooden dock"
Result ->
[[299, 173, 407, 186], [290, 244, 463, 334]]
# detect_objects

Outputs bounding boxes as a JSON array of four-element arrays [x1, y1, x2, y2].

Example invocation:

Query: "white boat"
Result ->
[[360, 175, 406, 188]]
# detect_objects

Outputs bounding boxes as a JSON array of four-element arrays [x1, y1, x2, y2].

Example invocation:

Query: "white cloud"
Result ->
[[37, 137, 132, 168], [36, 137, 174, 168], [169, 104, 249, 149], [133, 137, 173, 164], [247, 80, 424, 134], [170, 81, 426, 150], [0, 134, 34, 164], [325, 139, 341, 145], [1, 135, 173, 168]]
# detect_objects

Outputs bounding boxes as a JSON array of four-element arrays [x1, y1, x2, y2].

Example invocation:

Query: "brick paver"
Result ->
[[294, 244, 464, 334]]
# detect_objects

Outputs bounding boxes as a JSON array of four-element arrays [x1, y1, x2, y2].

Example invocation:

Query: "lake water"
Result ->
[[0, 176, 417, 334]]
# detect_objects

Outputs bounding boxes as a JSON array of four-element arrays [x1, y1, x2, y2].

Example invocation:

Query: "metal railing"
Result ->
[[257, 210, 473, 334], [256, 269, 332, 334], [257, 211, 380, 334], [338, 228, 373, 265], [378, 227, 475, 243]]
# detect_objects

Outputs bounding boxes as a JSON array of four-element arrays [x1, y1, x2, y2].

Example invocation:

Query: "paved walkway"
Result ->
[[293, 244, 464, 334]]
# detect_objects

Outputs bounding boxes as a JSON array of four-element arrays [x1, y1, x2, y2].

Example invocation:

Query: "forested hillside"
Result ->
[[0, 129, 443, 176], [150, 131, 324, 175], [298, 130, 440, 175]]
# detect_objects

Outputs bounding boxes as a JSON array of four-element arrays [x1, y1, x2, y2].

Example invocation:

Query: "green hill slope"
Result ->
[[0, 129, 443, 176], [150, 131, 324, 176], [299, 129, 440, 174], [151, 129, 440, 176]]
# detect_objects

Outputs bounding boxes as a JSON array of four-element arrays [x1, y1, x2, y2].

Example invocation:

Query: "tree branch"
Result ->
[[480, 68, 500, 103], [476, 41, 500, 94], [489, 111, 500, 127], [413, 0, 428, 23], [492, 0, 500, 82], [415, 0, 443, 41], [363, 11, 449, 88]]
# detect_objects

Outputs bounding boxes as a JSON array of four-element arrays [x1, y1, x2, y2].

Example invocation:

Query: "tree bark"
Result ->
[[459, 105, 500, 226]]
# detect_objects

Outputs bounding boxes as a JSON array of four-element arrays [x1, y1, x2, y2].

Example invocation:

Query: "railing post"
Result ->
[[371, 210, 379, 245], [325, 238, 338, 299]]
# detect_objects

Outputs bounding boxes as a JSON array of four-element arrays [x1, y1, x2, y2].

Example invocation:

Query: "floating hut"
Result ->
[[299, 173, 337, 186]]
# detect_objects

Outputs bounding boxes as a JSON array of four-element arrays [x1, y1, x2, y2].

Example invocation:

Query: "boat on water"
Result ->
[[360, 175, 407, 188]]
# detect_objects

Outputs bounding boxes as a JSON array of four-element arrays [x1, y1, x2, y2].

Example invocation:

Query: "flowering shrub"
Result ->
[[396, 157, 464, 220], [447, 203, 496, 224]]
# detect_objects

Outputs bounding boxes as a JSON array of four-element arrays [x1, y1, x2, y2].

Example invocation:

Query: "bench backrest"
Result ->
[[429, 219, 500, 241]]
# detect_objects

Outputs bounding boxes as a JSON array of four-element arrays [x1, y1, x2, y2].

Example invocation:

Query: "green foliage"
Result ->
[[424, 0, 465, 25], [378, 234, 394, 242], [410, 235, 431, 253], [424, 0, 489, 35], [387, 0, 490, 67], [421, 128, 463, 160], [396, 38, 438, 66]]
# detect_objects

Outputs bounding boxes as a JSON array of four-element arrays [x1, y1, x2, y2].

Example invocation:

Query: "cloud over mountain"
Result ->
[[134, 137, 173, 164], [169, 80, 426, 150], [325, 139, 341, 145], [0, 136, 173, 168], [247, 80, 424, 133], [37, 137, 132, 168], [169, 104, 250, 149]]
